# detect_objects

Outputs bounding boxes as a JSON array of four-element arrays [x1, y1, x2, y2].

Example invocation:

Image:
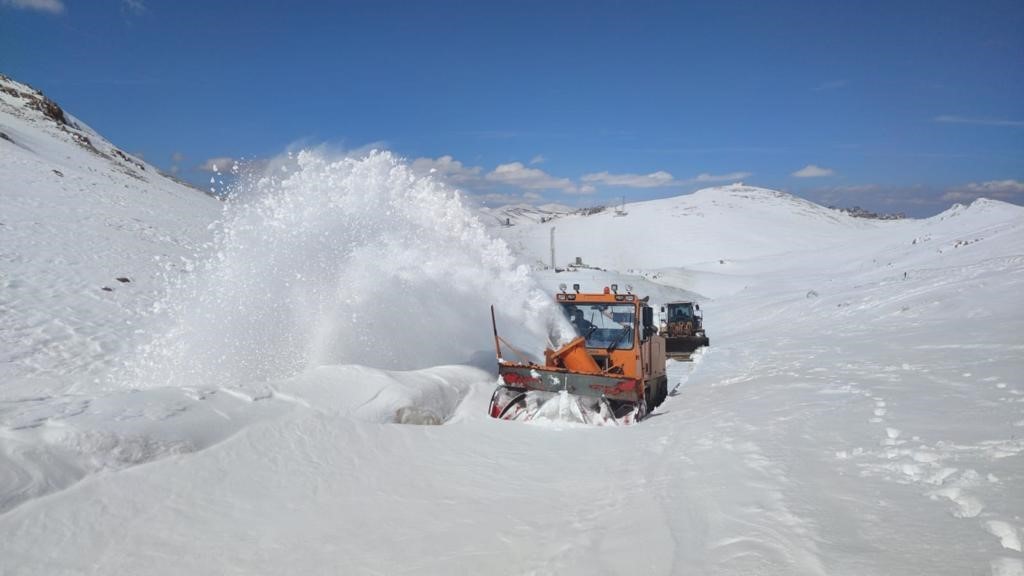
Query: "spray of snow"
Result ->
[[125, 149, 570, 388]]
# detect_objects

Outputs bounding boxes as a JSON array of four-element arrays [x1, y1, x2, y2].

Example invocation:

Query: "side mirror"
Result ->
[[642, 307, 655, 340], [695, 303, 700, 310]]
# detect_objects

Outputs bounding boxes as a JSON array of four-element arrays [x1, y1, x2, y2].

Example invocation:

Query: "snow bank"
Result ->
[[275, 364, 489, 425]]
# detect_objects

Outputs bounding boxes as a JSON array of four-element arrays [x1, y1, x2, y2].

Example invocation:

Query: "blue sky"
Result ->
[[3, 0, 1023, 215]]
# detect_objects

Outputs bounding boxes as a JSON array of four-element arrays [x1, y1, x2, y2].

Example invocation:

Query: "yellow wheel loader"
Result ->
[[662, 301, 710, 360]]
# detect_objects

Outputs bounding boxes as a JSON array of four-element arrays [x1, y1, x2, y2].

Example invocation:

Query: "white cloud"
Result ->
[[413, 154, 753, 199], [582, 169, 752, 188], [965, 179, 1024, 194], [2, 0, 64, 13], [792, 164, 835, 178], [410, 155, 581, 195], [811, 184, 882, 206], [934, 115, 1024, 127], [486, 162, 578, 193], [477, 191, 548, 205], [121, 0, 145, 14], [199, 156, 235, 173], [410, 155, 483, 185], [813, 79, 848, 92], [939, 191, 975, 202], [943, 179, 1024, 203], [169, 151, 184, 176], [693, 171, 752, 183], [581, 170, 677, 188], [828, 184, 879, 193]]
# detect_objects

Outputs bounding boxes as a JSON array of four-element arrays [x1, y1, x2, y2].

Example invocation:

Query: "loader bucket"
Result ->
[[666, 336, 700, 356]]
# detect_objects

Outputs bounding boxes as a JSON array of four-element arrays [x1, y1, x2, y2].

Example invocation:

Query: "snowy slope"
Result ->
[[1, 75, 1022, 575], [477, 202, 572, 228], [499, 184, 879, 272], [0, 74, 222, 396]]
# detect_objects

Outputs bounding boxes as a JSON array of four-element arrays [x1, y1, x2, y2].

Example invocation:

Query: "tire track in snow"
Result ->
[[649, 346, 831, 575], [840, 373, 1024, 574]]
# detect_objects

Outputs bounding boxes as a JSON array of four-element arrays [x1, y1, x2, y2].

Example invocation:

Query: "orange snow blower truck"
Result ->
[[489, 284, 667, 425]]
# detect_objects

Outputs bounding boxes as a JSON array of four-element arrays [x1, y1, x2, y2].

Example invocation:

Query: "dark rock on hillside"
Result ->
[[829, 205, 905, 220]]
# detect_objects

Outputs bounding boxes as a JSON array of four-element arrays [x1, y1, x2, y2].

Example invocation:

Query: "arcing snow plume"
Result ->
[[129, 150, 563, 388]]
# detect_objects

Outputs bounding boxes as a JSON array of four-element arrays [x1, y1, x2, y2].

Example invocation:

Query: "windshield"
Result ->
[[666, 303, 694, 321], [561, 303, 635, 350]]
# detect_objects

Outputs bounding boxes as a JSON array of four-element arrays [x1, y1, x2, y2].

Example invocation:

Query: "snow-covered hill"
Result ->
[[497, 184, 875, 271], [476, 202, 573, 228], [496, 184, 1023, 300], [1, 75, 1022, 575], [0, 74, 222, 396]]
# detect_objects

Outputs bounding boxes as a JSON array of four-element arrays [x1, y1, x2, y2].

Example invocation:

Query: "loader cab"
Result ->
[[665, 302, 697, 322]]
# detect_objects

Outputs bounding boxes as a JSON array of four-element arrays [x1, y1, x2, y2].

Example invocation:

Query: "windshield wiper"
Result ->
[[606, 325, 631, 352]]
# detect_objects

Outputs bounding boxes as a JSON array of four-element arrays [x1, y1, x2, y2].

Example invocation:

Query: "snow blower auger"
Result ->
[[489, 284, 668, 425]]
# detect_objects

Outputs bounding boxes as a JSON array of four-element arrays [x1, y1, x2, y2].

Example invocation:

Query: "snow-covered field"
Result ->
[[2, 75, 1022, 575]]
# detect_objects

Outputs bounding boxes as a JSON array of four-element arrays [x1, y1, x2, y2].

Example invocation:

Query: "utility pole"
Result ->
[[550, 226, 556, 269]]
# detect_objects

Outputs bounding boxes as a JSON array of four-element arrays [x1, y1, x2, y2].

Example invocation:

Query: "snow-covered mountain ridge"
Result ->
[[2, 74, 157, 182], [492, 183, 1022, 289]]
